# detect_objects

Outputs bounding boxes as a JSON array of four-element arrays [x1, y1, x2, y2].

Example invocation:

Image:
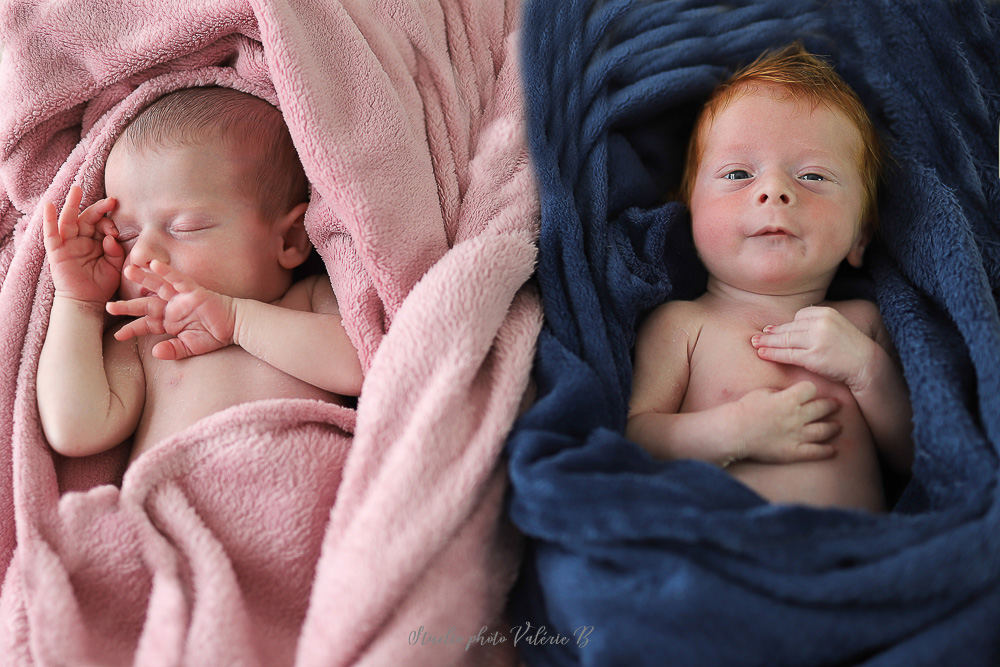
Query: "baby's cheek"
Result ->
[[691, 214, 731, 260]]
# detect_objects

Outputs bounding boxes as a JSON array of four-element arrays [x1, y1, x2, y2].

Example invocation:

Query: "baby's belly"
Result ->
[[131, 344, 343, 462], [688, 365, 885, 511], [726, 422, 885, 512]]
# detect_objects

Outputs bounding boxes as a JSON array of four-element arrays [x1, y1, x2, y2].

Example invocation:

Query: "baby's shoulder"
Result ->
[[281, 274, 340, 314], [642, 299, 708, 329], [636, 299, 707, 349], [825, 298, 884, 338]]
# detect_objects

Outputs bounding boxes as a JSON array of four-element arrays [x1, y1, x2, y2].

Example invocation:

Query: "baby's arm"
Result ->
[[752, 304, 913, 473], [37, 187, 144, 455], [232, 274, 363, 396], [626, 302, 840, 466], [108, 260, 363, 397]]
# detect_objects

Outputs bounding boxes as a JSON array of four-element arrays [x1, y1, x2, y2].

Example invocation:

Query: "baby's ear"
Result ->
[[846, 223, 872, 268], [275, 202, 311, 269]]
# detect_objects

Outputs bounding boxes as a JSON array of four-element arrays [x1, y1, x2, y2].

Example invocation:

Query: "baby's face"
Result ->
[[104, 141, 289, 303], [688, 88, 867, 296]]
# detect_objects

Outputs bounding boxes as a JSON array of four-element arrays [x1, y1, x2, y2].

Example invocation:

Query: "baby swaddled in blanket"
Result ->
[[1, 0, 539, 660], [37, 87, 363, 464], [627, 45, 913, 511]]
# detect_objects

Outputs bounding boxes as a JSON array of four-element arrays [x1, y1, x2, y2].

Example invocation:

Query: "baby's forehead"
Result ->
[[105, 133, 256, 179], [713, 84, 844, 125], [701, 87, 864, 157], [109, 125, 250, 157]]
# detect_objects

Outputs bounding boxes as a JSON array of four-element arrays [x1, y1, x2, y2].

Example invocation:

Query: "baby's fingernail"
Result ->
[[763, 325, 774, 333], [751, 335, 760, 346]]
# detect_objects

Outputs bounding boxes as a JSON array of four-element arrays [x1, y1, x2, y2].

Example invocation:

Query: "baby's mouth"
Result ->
[[753, 226, 793, 238]]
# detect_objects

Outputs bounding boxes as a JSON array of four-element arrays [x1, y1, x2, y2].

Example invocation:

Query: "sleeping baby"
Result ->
[[37, 86, 363, 464], [626, 45, 913, 511]]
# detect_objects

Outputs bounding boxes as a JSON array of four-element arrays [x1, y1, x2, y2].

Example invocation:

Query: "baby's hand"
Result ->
[[107, 259, 236, 360], [730, 381, 840, 464], [752, 306, 878, 391], [42, 185, 121, 305]]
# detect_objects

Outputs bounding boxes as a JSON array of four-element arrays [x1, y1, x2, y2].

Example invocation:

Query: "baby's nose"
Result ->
[[125, 235, 166, 267], [755, 174, 794, 205]]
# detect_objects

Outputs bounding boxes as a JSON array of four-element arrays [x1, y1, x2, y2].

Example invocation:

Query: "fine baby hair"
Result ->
[[117, 86, 309, 223], [679, 43, 883, 232], [1, 1, 542, 662], [504, 2, 1000, 664]]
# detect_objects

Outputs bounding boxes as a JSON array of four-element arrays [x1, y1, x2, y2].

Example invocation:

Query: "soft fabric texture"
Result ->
[[0, 0, 539, 664], [506, 0, 1000, 665]]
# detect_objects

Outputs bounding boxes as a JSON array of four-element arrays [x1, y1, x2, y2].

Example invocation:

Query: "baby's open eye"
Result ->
[[799, 173, 826, 182], [723, 170, 752, 180]]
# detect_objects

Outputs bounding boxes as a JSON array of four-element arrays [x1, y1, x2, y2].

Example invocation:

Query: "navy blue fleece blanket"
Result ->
[[505, 1, 1000, 665]]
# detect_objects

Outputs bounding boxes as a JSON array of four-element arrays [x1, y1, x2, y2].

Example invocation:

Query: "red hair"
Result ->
[[679, 44, 883, 231]]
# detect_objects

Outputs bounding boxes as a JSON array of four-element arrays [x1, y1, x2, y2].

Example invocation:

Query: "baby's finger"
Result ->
[[102, 234, 125, 265], [152, 338, 191, 361], [113, 316, 159, 341], [761, 318, 814, 335], [801, 397, 840, 422], [58, 186, 84, 239], [793, 442, 838, 462], [757, 344, 804, 366], [123, 264, 177, 301], [76, 197, 116, 237], [106, 296, 163, 319], [801, 420, 842, 444], [753, 330, 810, 350], [148, 259, 199, 295], [42, 202, 62, 251], [782, 380, 818, 403], [97, 218, 118, 239]]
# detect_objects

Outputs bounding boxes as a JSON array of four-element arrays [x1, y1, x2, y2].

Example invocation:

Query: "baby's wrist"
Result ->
[[719, 400, 752, 465], [229, 297, 250, 348], [845, 339, 883, 394], [52, 292, 108, 317]]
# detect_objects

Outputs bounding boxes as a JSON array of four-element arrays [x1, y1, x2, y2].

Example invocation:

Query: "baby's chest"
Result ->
[[683, 324, 850, 411], [140, 339, 321, 406]]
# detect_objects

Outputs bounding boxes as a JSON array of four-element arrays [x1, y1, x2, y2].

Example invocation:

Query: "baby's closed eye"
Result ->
[[171, 225, 209, 234], [116, 229, 138, 246], [170, 219, 213, 235]]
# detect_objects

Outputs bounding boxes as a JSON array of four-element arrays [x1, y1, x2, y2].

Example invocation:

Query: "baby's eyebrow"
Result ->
[[796, 146, 843, 159], [173, 209, 215, 222], [713, 142, 755, 154]]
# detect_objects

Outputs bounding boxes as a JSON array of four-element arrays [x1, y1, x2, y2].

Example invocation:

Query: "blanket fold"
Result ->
[[506, 0, 1000, 665], [0, 0, 539, 664]]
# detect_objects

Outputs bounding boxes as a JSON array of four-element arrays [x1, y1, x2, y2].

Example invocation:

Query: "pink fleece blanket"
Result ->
[[0, 0, 539, 664]]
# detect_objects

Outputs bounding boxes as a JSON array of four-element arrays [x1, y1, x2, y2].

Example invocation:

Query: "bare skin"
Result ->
[[626, 88, 912, 511], [38, 138, 364, 464], [107, 271, 354, 463], [628, 292, 901, 511]]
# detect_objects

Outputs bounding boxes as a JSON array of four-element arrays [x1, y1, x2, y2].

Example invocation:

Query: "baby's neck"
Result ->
[[701, 278, 829, 319]]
